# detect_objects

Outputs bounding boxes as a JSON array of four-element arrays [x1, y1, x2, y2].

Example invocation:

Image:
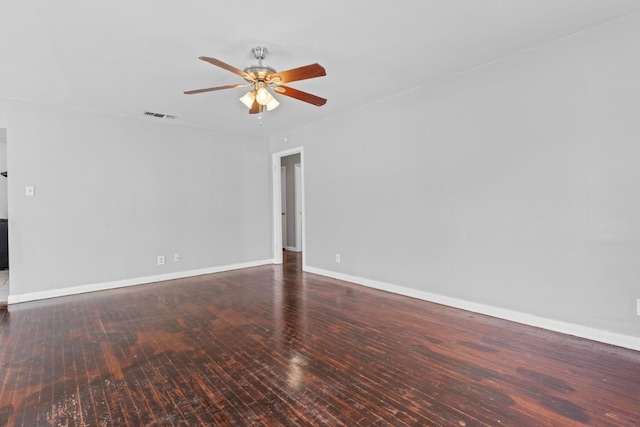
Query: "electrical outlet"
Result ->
[[637, 298, 640, 316], [174, 253, 181, 262], [335, 254, 341, 263], [157, 255, 165, 266]]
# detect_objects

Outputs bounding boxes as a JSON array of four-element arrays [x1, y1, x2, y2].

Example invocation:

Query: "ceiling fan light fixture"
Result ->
[[239, 91, 256, 108]]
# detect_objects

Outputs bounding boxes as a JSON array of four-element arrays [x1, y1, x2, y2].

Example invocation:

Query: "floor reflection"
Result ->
[[274, 251, 307, 389]]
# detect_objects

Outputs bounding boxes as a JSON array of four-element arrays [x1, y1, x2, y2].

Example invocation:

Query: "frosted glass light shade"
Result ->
[[256, 87, 271, 105], [239, 91, 256, 108], [266, 97, 280, 111]]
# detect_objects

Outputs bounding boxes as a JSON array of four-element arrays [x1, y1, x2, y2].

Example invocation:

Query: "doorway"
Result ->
[[272, 147, 304, 265], [280, 155, 300, 252]]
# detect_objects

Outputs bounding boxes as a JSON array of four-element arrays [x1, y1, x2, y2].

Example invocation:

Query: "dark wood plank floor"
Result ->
[[1, 252, 640, 426]]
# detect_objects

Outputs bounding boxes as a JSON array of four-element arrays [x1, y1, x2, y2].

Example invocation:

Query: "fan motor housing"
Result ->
[[243, 64, 277, 81]]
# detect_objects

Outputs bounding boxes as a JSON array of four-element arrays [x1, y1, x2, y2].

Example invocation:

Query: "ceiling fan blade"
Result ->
[[271, 63, 326, 84], [184, 84, 246, 95], [274, 85, 327, 106], [199, 56, 248, 79], [249, 100, 263, 114]]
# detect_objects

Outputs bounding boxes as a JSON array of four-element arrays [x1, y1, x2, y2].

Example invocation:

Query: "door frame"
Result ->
[[272, 147, 305, 265], [280, 166, 287, 250], [294, 163, 302, 252]]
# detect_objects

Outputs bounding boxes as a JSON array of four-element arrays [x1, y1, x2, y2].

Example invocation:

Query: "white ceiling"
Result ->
[[1, 1, 639, 137]]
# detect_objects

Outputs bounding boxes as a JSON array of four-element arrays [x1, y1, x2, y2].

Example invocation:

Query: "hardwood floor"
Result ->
[[1, 252, 639, 426], [0, 269, 8, 308]]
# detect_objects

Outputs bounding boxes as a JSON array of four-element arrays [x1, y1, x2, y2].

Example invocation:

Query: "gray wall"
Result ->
[[271, 14, 640, 337], [7, 100, 272, 296], [281, 153, 300, 249], [0, 128, 6, 218]]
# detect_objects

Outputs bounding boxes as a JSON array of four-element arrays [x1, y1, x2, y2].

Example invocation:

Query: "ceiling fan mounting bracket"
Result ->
[[251, 46, 267, 61]]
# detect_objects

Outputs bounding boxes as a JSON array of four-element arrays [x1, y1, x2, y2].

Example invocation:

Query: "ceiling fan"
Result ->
[[184, 46, 327, 115]]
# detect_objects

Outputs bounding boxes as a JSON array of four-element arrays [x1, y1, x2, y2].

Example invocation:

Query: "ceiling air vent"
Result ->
[[144, 111, 177, 119]]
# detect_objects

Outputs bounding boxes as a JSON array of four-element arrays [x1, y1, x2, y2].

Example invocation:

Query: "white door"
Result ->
[[294, 163, 302, 252], [280, 166, 287, 249]]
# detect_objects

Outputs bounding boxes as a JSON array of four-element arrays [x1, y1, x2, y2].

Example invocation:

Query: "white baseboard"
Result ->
[[284, 246, 301, 252], [304, 265, 640, 352], [8, 258, 274, 305]]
